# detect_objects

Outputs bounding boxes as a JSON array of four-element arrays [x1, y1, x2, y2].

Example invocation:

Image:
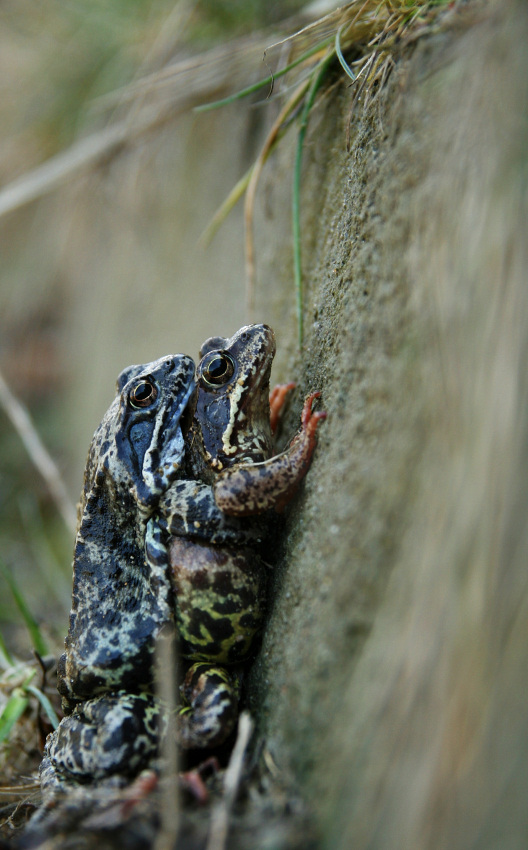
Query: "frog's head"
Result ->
[[195, 324, 276, 469], [85, 354, 196, 513], [116, 354, 197, 509]]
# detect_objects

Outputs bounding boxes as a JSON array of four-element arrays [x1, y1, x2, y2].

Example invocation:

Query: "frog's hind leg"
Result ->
[[42, 692, 160, 794], [179, 662, 241, 749]]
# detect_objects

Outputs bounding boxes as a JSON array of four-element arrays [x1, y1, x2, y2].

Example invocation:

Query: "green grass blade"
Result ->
[[335, 25, 356, 82], [0, 627, 14, 667], [25, 685, 60, 730], [293, 51, 335, 349], [200, 164, 254, 246], [0, 558, 49, 657], [194, 38, 333, 113], [0, 689, 29, 743]]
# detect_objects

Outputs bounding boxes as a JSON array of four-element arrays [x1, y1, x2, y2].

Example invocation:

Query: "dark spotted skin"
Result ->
[[169, 536, 265, 664], [41, 354, 196, 796], [58, 355, 196, 706], [154, 325, 326, 749], [190, 324, 276, 478], [42, 693, 160, 791], [179, 663, 241, 749]]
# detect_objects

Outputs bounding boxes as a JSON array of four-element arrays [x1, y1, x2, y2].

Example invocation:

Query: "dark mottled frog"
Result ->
[[152, 324, 326, 749], [41, 354, 196, 793]]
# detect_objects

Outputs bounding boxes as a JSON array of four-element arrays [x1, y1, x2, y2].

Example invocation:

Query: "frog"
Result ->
[[150, 324, 326, 750], [40, 353, 197, 795]]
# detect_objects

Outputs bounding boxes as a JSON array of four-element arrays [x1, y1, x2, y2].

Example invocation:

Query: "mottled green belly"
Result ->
[[168, 536, 266, 664]]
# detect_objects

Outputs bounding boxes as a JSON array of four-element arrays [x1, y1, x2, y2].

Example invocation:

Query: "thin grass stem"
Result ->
[[0, 629, 14, 668], [25, 685, 60, 730], [293, 51, 335, 349], [195, 37, 334, 113], [0, 690, 29, 744], [0, 558, 49, 657], [206, 712, 254, 850], [335, 25, 357, 82], [154, 627, 179, 850], [244, 76, 312, 319], [200, 164, 254, 247], [0, 369, 76, 535]]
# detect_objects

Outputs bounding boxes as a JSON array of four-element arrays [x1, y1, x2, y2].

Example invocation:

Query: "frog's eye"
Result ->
[[200, 352, 235, 388], [129, 379, 158, 409]]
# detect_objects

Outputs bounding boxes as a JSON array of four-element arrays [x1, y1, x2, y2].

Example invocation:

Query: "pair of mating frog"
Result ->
[[41, 324, 325, 797]]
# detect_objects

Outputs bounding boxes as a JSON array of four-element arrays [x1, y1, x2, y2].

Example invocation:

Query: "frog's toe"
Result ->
[[179, 663, 240, 749], [269, 382, 296, 433], [46, 693, 160, 784]]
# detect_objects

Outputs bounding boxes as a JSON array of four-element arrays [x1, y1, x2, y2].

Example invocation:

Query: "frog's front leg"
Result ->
[[214, 391, 326, 516], [154, 481, 265, 546], [179, 662, 241, 749], [41, 692, 161, 796]]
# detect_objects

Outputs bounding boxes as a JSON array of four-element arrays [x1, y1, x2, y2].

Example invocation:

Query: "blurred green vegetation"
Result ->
[[1, 0, 307, 165], [189, 0, 307, 41], [0, 0, 306, 662], [2, 0, 173, 163]]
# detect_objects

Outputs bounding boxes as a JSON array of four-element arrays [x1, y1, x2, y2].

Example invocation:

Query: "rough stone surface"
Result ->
[[245, 2, 528, 848]]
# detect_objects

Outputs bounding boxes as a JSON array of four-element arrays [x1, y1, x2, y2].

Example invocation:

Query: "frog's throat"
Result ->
[[221, 378, 247, 457], [221, 361, 272, 459]]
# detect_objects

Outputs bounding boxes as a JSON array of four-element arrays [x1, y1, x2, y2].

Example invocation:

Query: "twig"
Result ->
[[0, 368, 77, 535], [0, 123, 128, 220], [206, 712, 254, 850], [0, 783, 40, 798], [154, 627, 180, 850]]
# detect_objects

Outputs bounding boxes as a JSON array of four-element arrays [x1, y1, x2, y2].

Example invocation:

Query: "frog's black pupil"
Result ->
[[135, 383, 151, 400], [208, 356, 227, 379]]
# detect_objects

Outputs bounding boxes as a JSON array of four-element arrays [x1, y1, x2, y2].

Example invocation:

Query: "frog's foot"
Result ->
[[179, 663, 240, 749], [271, 390, 326, 512], [269, 382, 296, 434], [300, 391, 327, 456], [179, 756, 220, 803], [43, 692, 160, 789]]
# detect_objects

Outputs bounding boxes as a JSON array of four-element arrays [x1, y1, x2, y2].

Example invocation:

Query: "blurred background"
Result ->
[[0, 0, 307, 654]]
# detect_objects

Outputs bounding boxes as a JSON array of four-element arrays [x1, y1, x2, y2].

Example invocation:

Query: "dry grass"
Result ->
[[0, 3, 454, 210]]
